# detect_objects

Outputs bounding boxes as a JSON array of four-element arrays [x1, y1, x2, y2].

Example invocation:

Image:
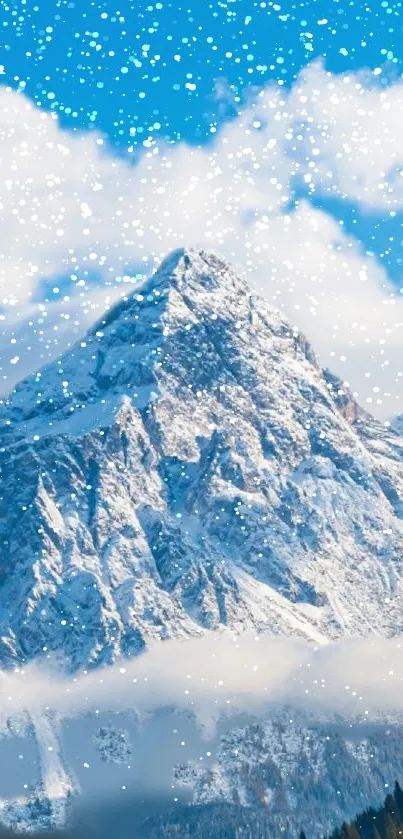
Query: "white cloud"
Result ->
[[1, 64, 403, 415], [249, 201, 403, 412], [2, 634, 403, 725], [286, 61, 403, 209]]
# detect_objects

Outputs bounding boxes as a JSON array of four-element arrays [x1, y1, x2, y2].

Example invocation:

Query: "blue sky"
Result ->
[[1, 0, 401, 146], [0, 0, 403, 414]]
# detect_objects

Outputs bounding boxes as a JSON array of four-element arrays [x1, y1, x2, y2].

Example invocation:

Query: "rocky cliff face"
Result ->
[[1, 248, 403, 669]]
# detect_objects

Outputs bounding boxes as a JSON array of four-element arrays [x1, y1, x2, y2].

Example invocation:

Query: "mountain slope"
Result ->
[[1, 248, 403, 668], [159, 719, 403, 839]]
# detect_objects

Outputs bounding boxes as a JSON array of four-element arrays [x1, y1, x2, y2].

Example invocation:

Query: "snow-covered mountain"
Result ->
[[3, 247, 403, 835], [1, 247, 403, 670]]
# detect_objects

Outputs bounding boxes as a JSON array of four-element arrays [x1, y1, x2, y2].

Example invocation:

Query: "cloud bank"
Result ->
[[1, 62, 403, 414], [2, 634, 403, 729]]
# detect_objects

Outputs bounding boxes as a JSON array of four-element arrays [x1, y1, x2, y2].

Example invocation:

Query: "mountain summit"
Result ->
[[1, 249, 403, 668]]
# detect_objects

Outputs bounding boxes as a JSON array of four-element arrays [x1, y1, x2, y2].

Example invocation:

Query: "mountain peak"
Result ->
[[156, 246, 227, 274], [1, 248, 306, 431], [155, 246, 200, 273], [88, 248, 250, 340], [145, 247, 249, 297], [2, 248, 403, 674]]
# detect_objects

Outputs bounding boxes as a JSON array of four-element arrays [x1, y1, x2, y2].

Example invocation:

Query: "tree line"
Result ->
[[300, 781, 403, 839]]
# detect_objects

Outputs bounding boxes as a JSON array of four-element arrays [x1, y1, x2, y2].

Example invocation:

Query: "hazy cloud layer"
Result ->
[[2, 634, 403, 729]]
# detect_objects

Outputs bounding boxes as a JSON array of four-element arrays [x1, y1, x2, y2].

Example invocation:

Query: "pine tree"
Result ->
[[385, 795, 398, 819], [383, 812, 397, 839], [394, 783, 403, 821]]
